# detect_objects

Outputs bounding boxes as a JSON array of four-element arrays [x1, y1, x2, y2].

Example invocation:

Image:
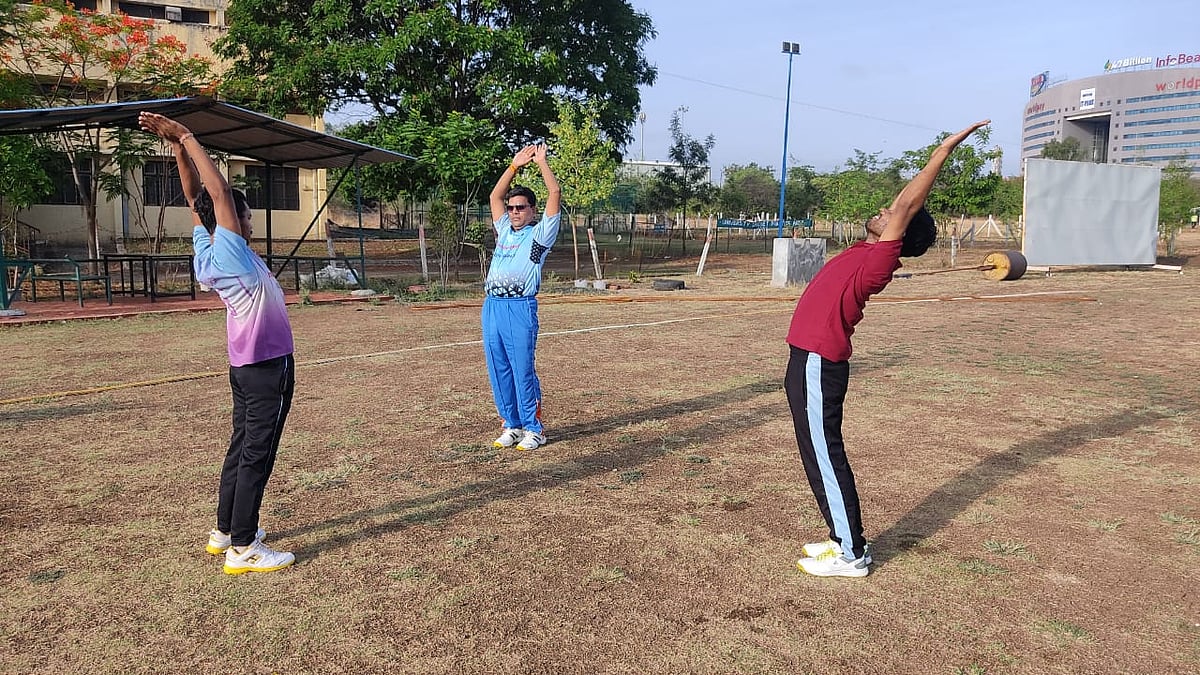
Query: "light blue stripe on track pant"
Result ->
[[805, 352, 855, 560], [482, 296, 543, 434]]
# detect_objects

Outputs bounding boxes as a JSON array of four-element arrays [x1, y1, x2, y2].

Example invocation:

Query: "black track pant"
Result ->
[[784, 346, 866, 560], [216, 354, 294, 546]]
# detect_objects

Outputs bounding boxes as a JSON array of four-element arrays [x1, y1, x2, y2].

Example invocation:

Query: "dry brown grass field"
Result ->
[[2, 232, 1198, 674]]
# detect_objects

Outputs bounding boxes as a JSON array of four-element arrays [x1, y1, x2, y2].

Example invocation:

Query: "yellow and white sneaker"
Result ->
[[223, 540, 295, 575], [205, 527, 266, 555], [801, 540, 872, 565], [796, 548, 870, 578], [493, 428, 524, 448], [516, 431, 546, 451]]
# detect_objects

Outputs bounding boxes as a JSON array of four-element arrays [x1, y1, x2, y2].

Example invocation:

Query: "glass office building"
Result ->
[[1022, 56, 1200, 173]]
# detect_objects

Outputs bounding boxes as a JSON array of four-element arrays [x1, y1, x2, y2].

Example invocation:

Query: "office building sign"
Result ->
[[1030, 71, 1049, 98], [1156, 52, 1200, 68], [1105, 56, 1152, 71], [1079, 87, 1096, 110]]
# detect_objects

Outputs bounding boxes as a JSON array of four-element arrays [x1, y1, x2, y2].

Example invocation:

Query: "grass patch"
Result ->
[[293, 453, 373, 490], [1036, 618, 1093, 644], [960, 510, 995, 525], [685, 454, 711, 464], [1175, 527, 1200, 547], [29, 569, 66, 585], [717, 494, 750, 511], [983, 540, 1034, 560], [588, 566, 628, 584], [387, 566, 426, 581], [957, 558, 1009, 576], [1162, 512, 1198, 526], [1087, 518, 1124, 532], [618, 469, 645, 484]]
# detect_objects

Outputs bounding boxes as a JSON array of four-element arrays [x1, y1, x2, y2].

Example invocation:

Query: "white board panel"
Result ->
[[1023, 159, 1159, 266]]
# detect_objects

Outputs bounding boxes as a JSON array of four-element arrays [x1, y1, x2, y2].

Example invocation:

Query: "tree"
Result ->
[[1158, 160, 1200, 256], [900, 127, 1001, 218], [337, 110, 505, 277], [645, 108, 715, 255], [426, 195, 458, 289], [989, 176, 1024, 223], [719, 163, 778, 217], [3, 0, 216, 258], [0, 137, 53, 254], [216, 0, 656, 149], [813, 150, 902, 241], [519, 98, 618, 275], [1039, 137, 1088, 162], [785, 165, 823, 220]]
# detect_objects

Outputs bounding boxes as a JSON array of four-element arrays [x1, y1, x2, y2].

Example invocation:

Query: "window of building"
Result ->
[[1125, 114, 1200, 128], [244, 166, 300, 211], [117, 2, 211, 23], [1126, 90, 1200, 105], [43, 156, 93, 205], [142, 159, 188, 207], [74, 0, 98, 10]]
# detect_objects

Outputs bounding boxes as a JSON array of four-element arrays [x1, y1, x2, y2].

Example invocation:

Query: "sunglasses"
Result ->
[[506, 203, 531, 212]]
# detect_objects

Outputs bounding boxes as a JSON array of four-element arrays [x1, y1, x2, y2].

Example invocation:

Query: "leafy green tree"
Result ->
[[813, 151, 901, 238], [337, 111, 505, 275], [216, 0, 656, 149], [1039, 137, 1088, 162], [644, 108, 715, 255], [1158, 160, 1200, 255], [0, 137, 53, 251], [785, 165, 823, 220], [900, 128, 1001, 218], [518, 98, 617, 275], [719, 163, 778, 217], [989, 176, 1024, 222], [427, 195, 458, 289]]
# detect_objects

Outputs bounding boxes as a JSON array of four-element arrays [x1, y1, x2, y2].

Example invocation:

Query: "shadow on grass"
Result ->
[[871, 407, 1177, 565], [279, 352, 909, 560]]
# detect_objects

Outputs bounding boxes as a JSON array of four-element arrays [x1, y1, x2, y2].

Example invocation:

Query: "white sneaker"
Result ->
[[801, 540, 872, 565], [516, 430, 547, 451], [493, 428, 524, 448], [796, 549, 871, 578], [205, 527, 266, 555], [223, 540, 295, 575]]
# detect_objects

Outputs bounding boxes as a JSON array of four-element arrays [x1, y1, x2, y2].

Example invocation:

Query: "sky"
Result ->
[[628, 0, 1200, 180]]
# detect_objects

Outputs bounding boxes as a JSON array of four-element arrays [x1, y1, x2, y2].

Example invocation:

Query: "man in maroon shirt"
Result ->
[[787, 120, 991, 577]]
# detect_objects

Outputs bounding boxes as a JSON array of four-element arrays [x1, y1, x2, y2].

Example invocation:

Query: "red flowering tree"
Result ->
[[1, 0, 216, 258]]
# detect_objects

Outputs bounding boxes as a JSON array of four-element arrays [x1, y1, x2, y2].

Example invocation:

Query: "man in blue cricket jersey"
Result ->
[[484, 144, 561, 451]]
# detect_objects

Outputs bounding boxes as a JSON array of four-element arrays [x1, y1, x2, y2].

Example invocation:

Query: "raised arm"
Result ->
[[139, 112, 239, 236], [534, 144, 560, 218], [490, 145, 538, 223], [172, 140, 202, 205], [880, 119, 990, 242]]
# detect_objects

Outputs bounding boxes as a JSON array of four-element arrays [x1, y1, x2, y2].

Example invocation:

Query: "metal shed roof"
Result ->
[[0, 96, 412, 169]]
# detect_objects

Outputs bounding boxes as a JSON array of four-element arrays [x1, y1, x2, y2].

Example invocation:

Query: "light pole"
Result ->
[[777, 41, 799, 238], [638, 111, 647, 161]]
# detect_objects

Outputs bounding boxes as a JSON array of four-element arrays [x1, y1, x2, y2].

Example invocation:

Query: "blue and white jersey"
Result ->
[[484, 212, 561, 297]]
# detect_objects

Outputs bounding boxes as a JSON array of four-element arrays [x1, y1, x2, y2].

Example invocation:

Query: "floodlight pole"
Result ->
[[777, 41, 799, 238]]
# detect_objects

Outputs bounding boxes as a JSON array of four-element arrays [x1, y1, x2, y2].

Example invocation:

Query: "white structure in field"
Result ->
[[1022, 158, 1159, 266]]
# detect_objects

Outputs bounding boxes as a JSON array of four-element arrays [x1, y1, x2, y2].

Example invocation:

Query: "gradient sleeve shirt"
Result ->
[[193, 226, 294, 367], [786, 238, 903, 362], [484, 212, 562, 297]]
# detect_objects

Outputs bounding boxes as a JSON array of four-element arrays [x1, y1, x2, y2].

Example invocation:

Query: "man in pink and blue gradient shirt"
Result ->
[[140, 111, 297, 575], [193, 224, 293, 367]]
